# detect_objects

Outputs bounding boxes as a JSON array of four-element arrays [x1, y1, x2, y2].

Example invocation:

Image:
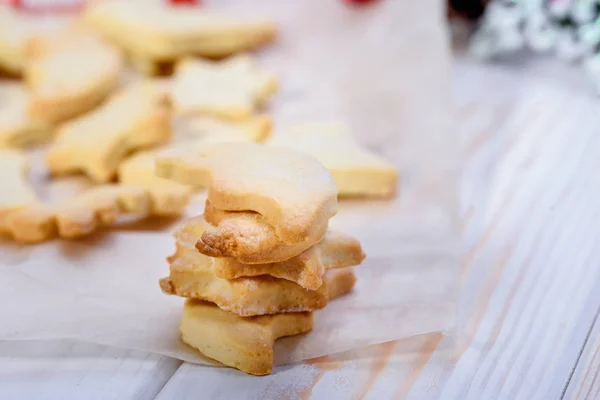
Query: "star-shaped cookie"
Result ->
[[269, 123, 398, 197], [172, 55, 277, 120]]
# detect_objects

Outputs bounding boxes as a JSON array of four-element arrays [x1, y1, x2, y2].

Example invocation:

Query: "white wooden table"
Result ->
[[2, 54, 600, 399]]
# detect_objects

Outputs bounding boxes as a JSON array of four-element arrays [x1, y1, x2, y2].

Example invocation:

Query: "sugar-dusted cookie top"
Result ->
[[269, 122, 399, 197], [118, 115, 272, 210], [157, 142, 338, 244]]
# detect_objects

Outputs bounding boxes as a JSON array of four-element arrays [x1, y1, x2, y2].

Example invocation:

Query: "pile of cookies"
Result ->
[[0, 0, 399, 376], [0, 1, 280, 242], [156, 143, 366, 375]]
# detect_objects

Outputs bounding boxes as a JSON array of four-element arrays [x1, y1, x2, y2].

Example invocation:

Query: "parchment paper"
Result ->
[[0, 0, 459, 365]]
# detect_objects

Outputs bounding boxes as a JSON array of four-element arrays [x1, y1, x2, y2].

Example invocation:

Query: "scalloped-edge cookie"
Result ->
[[179, 268, 356, 375], [0, 183, 190, 243], [156, 143, 338, 244], [269, 122, 399, 197], [25, 31, 123, 124], [83, 0, 276, 74], [46, 83, 171, 183], [175, 215, 364, 290], [173, 55, 277, 120]]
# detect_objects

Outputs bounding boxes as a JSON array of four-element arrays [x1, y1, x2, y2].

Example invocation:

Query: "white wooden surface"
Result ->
[[3, 55, 600, 399], [0, 341, 180, 400], [565, 312, 600, 400]]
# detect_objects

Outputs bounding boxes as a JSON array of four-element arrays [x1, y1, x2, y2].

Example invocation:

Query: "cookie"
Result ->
[[0, 5, 63, 75], [269, 123, 399, 197], [196, 200, 325, 264], [118, 152, 191, 216], [46, 84, 171, 183], [198, 200, 327, 264], [127, 51, 169, 77], [173, 56, 277, 120], [0, 85, 53, 148], [0, 184, 188, 243], [176, 114, 272, 144], [117, 115, 270, 213], [156, 143, 338, 244], [0, 6, 28, 75], [0, 149, 39, 231], [83, 0, 276, 74], [175, 215, 365, 290], [25, 31, 123, 124], [160, 242, 359, 316], [179, 268, 356, 375], [161, 245, 326, 316]]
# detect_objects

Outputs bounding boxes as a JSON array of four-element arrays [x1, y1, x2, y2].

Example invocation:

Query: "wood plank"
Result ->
[[408, 60, 600, 400], [156, 334, 444, 400], [563, 311, 600, 400], [0, 341, 181, 400]]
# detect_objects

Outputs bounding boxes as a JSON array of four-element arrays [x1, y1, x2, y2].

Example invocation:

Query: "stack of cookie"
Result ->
[[157, 143, 366, 375]]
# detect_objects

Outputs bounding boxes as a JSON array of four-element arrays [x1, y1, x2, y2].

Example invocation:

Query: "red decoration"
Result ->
[[169, 0, 201, 5], [344, 0, 378, 5], [7, 0, 86, 13]]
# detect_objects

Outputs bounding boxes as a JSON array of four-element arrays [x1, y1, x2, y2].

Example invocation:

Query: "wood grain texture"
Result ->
[[564, 313, 600, 400], [156, 334, 445, 400], [0, 341, 181, 400], [410, 59, 600, 400]]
